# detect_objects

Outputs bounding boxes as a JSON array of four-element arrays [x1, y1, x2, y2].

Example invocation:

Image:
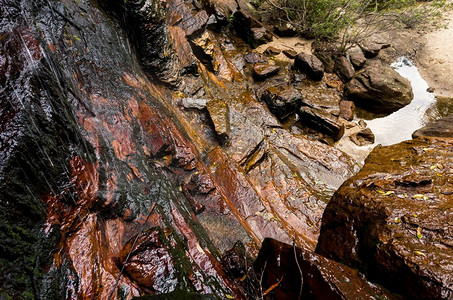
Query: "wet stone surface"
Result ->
[[255, 238, 398, 299], [317, 137, 453, 299]]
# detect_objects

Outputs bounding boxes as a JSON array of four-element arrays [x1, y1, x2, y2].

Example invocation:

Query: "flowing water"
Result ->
[[357, 57, 436, 146]]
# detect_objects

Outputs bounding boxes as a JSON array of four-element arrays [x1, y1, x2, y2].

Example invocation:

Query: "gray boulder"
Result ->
[[294, 53, 324, 81], [344, 60, 413, 114]]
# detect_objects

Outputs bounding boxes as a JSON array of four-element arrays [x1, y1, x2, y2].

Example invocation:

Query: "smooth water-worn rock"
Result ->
[[255, 238, 398, 299], [244, 52, 267, 64], [294, 52, 324, 81], [264, 46, 281, 56], [317, 137, 453, 299], [345, 60, 414, 114], [412, 114, 453, 138]]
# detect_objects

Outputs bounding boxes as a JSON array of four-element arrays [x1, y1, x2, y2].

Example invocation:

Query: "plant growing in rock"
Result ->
[[264, 0, 451, 52]]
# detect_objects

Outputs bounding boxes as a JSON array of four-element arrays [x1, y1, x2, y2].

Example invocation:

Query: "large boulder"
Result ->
[[294, 53, 324, 81], [254, 238, 397, 299], [412, 114, 453, 138], [344, 60, 414, 114], [317, 137, 453, 299]]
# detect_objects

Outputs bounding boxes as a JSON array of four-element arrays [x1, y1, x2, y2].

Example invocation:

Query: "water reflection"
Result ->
[[356, 57, 436, 146]]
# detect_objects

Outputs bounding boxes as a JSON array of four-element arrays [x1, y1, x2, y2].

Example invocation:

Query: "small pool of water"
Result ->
[[357, 57, 436, 146]]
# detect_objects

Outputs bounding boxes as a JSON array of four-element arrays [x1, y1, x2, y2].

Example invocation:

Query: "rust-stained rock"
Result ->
[[317, 137, 453, 299], [192, 31, 235, 80], [294, 52, 324, 81], [120, 228, 177, 292], [206, 99, 231, 142], [259, 85, 303, 120], [255, 238, 398, 300], [349, 127, 375, 146], [344, 60, 414, 114], [252, 63, 280, 80], [299, 106, 345, 140]]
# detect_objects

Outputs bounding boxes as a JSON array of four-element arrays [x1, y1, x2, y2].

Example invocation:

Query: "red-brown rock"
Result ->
[[317, 137, 453, 299], [255, 238, 397, 299]]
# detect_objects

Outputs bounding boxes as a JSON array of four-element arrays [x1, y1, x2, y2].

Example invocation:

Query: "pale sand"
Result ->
[[381, 7, 453, 97]]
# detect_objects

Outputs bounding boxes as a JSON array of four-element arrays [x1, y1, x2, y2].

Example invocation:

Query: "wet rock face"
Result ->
[[344, 60, 414, 114], [120, 228, 177, 292], [1, 0, 244, 298], [1, 0, 363, 297], [317, 137, 453, 299], [259, 85, 303, 120], [299, 106, 345, 141], [112, 0, 183, 85], [254, 238, 397, 299]]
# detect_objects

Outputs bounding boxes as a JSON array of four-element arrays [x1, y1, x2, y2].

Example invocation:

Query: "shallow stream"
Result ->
[[358, 57, 436, 146]]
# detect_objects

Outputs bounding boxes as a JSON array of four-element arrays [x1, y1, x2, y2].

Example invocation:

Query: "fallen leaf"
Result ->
[[412, 194, 425, 199], [414, 251, 426, 256], [416, 227, 423, 239], [378, 190, 395, 196]]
